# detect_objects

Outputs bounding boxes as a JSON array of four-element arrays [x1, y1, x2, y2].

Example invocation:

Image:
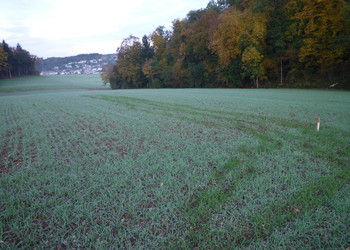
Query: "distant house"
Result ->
[[39, 53, 117, 75]]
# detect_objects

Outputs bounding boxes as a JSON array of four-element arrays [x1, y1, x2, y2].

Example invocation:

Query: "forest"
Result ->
[[0, 40, 39, 78], [102, 0, 350, 89]]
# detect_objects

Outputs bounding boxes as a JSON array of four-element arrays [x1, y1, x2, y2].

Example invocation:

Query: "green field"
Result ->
[[0, 75, 108, 92], [1, 75, 349, 248]]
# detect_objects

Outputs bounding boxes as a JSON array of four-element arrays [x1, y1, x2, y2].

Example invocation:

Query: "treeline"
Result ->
[[102, 0, 350, 89], [0, 40, 39, 78]]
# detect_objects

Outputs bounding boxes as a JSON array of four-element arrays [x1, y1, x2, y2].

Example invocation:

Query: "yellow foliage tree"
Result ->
[[151, 26, 168, 61], [0, 46, 9, 73], [142, 59, 154, 82], [116, 36, 144, 87], [210, 7, 268, 66], [242, 46, 264, 88], [290, 0, 346, 68]]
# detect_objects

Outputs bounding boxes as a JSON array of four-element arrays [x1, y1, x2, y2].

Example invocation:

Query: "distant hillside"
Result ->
[[38, 53, 116, 75]]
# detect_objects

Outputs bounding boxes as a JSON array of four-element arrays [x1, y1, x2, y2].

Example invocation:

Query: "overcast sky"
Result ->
[[1, 0, 209, 58]]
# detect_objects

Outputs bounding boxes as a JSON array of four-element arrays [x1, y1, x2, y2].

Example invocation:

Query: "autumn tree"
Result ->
[[250, 0, 291, 86], [210, 6, 267, 86], [182, 9, 220, 87], [102, 0, 350, 89], [101, 64, 116, 87], [166, 19, 190, 87], [292, 0, 346, 69], [242, 46, 264, 87], [149, 26, 174, 86], [281, 0, 349, 86], [142, 59, 155, 83], [0, 46, 9, 76], [224, 0, 253, 10], [116, 35, 145, 88], [0, 40, 38, 78], [1, 40, 14, 78], [151, 26, 169, 61]]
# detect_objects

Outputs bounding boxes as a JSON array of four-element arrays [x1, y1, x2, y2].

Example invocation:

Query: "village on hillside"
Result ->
[[39, 53, 116, 75]]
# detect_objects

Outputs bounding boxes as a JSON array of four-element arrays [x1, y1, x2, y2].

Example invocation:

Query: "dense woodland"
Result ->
[[0, 40, 39, 78], [102, 0, 350, 89]]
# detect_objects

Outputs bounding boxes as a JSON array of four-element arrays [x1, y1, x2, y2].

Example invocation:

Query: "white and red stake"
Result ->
[[317, 118, 321, 131]]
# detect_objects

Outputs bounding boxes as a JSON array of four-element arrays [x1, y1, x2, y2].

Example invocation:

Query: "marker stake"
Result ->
[[317, 118, 321, 131]]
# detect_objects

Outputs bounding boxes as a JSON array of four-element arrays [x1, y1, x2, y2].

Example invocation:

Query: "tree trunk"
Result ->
[[256, 76, 259, 88], [280, 56, 283, 85]]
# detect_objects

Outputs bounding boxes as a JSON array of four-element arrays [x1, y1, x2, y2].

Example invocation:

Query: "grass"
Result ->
[[0, 76, 349, 248]]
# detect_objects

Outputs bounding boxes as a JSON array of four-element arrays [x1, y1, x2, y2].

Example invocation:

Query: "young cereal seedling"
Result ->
[[1, 76, 349, 248]]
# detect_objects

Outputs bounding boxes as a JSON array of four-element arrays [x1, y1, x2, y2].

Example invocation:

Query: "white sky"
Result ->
[[1, 0, 209, 58]]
